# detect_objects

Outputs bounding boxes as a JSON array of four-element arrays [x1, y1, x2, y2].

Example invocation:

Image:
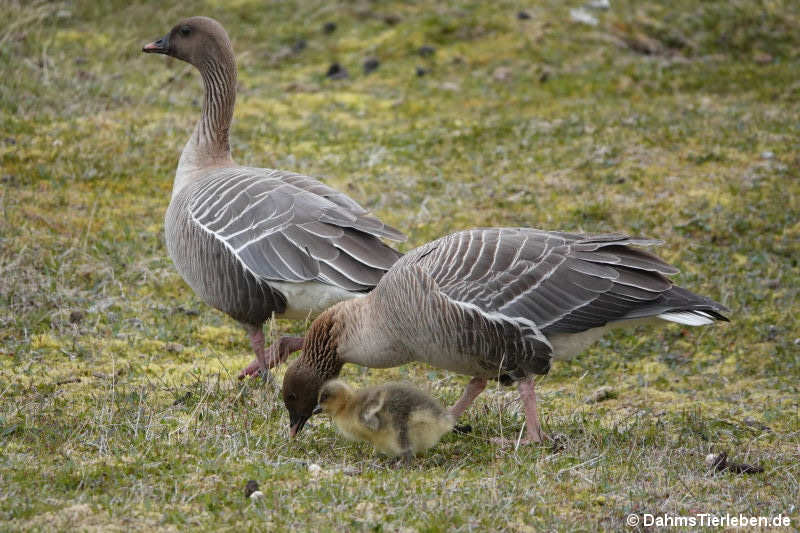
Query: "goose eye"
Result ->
[[180, 26, 191, 36]]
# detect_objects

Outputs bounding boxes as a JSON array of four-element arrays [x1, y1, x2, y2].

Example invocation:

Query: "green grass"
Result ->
[[1, 0, 799, 530]]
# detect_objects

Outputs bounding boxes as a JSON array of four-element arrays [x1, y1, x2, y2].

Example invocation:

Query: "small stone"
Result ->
[[754, 52, 773, 65], [322, 22, 337, 34], [165, 342, 184, 353], [308, 463, 322, 475], [249, 490, 264, 500], [172, 391, 192, 406], [326, 63, 348, 79], [704, 451, 763, 474], [383, 15, 400, 26], [587, 0, 610, 9], [584, 386, 616, 404], [761, 151, 775, 160], [69, 310, 85, 324], [363, 57, 380, 74], [493, 66, 512, 81], [569, 8, 598, 26], [743, 417, 771, 432], [517, 11, 531, 20], [244, 480, 260, 498], [292, 39, 307, 53], [416, 66, 428, 77], [766, 325, 779, 340], [418, 45, 436, 57]]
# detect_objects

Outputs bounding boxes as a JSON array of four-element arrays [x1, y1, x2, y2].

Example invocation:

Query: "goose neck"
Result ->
[[174, 51, 237, 196]]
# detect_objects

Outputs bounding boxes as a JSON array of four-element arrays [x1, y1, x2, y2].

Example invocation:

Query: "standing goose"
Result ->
[[142, 17, 404, 378], [282, 228, 729, 443]]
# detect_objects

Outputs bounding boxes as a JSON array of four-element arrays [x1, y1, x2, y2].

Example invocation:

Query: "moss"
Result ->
[[1, 0, 798, 530]]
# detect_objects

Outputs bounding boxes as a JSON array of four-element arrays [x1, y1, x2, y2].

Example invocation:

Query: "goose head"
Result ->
[[282, 362, 326, 438], [142, 16, 232, 67], [282, 309, 344, 437]]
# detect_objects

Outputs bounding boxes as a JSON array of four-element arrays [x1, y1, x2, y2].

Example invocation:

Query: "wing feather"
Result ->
[[394, 228, 727, 336], [188, 167, 403, 289]]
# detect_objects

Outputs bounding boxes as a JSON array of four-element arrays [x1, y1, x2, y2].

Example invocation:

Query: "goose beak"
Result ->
[[142, 36, 168, 54], [289, 413, 309, 438]]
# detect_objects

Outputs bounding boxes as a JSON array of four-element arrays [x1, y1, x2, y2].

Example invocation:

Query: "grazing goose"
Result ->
[[283, 228, 729, 443], [142, 17, 404, 378], [314, 380, 454, 460]]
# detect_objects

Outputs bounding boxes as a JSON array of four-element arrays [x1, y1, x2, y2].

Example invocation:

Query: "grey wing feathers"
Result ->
[[188, 168, 404, 291], [400, 228, 728, 335], [280, 173, 406, 242]]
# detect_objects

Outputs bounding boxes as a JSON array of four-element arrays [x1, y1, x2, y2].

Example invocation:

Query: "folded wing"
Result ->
[[188, 167, 405, 292]]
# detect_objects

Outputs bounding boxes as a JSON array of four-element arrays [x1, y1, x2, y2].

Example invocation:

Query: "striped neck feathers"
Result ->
[[298, 302, 353, 380], [175, 46, 237, 194]]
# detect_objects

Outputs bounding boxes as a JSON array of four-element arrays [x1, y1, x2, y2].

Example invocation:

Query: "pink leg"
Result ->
[[449, 377, 487, 418], [492, 376, 547, 446], [238, 330, 304, 380], [518, 376, 546, 444], [238, 326, 268, 379]]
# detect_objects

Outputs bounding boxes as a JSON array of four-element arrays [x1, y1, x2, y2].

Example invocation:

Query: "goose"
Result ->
[[282, 228, 729, 443], [142, 17, 404, 378], [314, 380, 454, 460]]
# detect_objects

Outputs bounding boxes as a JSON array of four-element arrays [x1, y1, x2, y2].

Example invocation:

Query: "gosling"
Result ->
[[313, 380, 454, 460]]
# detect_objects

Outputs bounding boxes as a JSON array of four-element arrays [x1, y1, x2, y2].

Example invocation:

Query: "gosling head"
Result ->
[[313, 379, 354, 418], [142, 16, 233, 67]]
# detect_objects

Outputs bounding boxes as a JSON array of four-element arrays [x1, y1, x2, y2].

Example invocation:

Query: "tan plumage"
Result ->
[[314, 380, 454, 459]]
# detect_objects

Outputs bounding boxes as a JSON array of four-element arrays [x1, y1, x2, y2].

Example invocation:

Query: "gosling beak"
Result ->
[[142, 35, 168, 54], [312, 405, 323, 415], [289, 413, 309, 438]]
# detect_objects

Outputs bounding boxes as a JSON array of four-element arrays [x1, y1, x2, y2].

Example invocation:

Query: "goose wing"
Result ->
[[187, 167, 404, 291], [402, 228, 727, 334]]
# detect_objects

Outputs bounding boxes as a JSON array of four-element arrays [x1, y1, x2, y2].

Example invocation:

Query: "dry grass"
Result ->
[[1, 0, 799, 530]]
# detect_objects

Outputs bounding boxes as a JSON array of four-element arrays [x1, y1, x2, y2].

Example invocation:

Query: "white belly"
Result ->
[[270, 281, 361, 320], [548, 317, 666, 360]]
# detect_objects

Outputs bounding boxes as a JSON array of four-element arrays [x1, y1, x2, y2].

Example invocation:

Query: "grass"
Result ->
[[1, 0, 799, 530]]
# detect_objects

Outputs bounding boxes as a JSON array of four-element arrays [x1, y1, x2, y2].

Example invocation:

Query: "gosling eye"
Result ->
[[319, 392, 328, 403], [179, 25, 191, 37]]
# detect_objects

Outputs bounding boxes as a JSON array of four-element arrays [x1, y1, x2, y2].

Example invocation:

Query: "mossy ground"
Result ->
[[1, 0, 799, 531]]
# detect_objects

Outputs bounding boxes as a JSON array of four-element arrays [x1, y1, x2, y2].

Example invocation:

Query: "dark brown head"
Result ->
[[282, 361, 327, 438], [281, 308, 345, 437], [142, 16, 233, 67]]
